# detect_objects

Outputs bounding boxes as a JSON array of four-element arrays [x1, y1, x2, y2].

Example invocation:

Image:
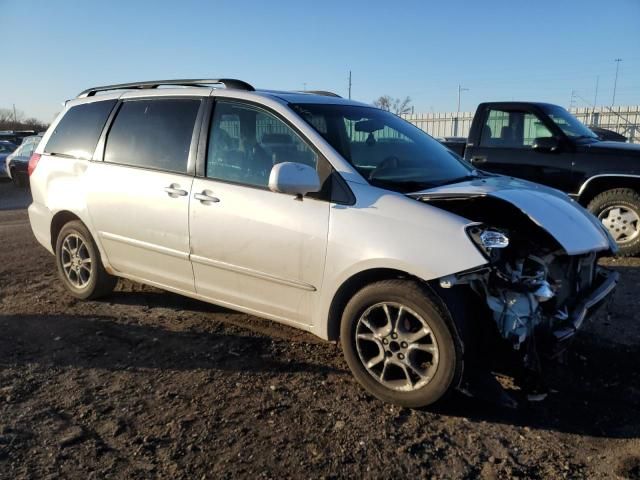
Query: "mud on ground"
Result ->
[[0, 183, 638, 479]]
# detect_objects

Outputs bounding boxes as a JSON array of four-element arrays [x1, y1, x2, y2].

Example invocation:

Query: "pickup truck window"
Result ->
[[481, 109, 552, 148], [291, 103, 474, 193], [541, 105, 598, 140]]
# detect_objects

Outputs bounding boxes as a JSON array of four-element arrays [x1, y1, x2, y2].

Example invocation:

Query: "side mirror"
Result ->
[[268, 162, 321, 196], [532, 136, 560, 152]]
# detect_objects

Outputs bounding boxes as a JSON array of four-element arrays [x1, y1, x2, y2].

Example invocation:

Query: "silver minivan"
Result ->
[[28, 79, 618, 407]]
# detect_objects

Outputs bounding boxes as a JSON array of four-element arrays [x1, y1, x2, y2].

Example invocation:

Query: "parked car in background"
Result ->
[[28, 79, 617, 408], [0, 130, 38, 145], [439, 102, 640, 255], [6, 134, 42, 187], [0, 140, 18, 179]]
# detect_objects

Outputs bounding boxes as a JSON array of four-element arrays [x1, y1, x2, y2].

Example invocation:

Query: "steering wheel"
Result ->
[[369, 155, 401, 180]]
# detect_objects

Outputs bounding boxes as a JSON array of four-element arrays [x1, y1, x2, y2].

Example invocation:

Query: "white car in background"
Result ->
[[5, 135, 42, 186], [27, 79, 618, 408]]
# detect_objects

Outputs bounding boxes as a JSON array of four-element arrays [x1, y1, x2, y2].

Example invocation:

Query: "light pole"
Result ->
[[612, 58, 622, 106], [455, 85, 469, 136]]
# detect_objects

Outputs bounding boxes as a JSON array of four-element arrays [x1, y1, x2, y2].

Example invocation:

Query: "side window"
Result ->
[[480, 109, 552, 148], [104, 99, 200, 174], [523, 113, 553, 146], [45, 100, 116, 159], [480, 109, 513, 147], [206, 101, 318, 188]]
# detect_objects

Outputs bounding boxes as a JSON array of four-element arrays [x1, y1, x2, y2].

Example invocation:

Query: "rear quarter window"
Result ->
[[44, 100, 117, 160], [103, 99, 201, 174]]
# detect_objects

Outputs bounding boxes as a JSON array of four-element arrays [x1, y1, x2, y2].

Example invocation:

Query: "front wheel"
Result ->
[[55, 220, 117, 299], [588, 188, 640, 257], [340, 280, 462, 408]]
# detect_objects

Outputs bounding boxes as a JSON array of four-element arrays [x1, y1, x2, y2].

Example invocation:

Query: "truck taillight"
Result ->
[[28, 153, 41, 176]]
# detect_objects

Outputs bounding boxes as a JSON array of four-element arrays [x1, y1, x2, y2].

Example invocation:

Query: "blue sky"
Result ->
[[1, 0, 639, 122]]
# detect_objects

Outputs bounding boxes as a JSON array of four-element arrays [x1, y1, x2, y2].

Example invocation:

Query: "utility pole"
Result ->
[[303, 82, 307, 92], [12, 104, 17, 129], [592, 76, 599, 121], [348, 70, 352, 100], [569, 90, 576, 109], [455, 85, 469, 136], [612, 58, 622, 106]]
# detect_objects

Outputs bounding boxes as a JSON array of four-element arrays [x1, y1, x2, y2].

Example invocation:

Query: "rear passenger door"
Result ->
[[87, 97, 203, 293]]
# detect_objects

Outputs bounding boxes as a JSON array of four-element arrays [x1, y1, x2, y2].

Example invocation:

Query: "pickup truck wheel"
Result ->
[[588, 188, 640, 257], [340, 280, 462, 408], [55, 221, 117, 300]]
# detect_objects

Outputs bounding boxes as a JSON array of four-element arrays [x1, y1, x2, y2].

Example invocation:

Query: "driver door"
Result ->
[[470, 108, 575, 191]]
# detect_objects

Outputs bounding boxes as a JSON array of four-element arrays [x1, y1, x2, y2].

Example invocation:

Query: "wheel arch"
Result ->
[[50, 210, 84, 251], [325, 267, 468, 343], [578, 175, 640, 206]]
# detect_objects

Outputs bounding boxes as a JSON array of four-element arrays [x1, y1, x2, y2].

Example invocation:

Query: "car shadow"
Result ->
[[433, 333, 640, 439], [0, 313, 340, 376]]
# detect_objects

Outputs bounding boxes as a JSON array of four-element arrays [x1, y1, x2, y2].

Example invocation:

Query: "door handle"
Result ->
[[164, 184, 188, 197], [471, 155, 487, 164], [194, 191, 220, 204]]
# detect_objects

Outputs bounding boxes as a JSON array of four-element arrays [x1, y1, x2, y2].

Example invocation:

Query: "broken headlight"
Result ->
[[467, 225, 509, 258]]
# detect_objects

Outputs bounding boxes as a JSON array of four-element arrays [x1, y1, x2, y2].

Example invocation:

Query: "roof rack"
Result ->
[[77, 78, 255, 98], [298, 90, 342, 98]]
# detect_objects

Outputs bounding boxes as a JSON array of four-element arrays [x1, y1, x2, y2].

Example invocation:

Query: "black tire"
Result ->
[[587, 188, 640, 257], [55, 220, 117, 299], [11, 169, 26, 188], [340, 280, 462, 408]]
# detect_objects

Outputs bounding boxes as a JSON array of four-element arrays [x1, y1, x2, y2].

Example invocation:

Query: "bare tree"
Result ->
[[0, 107, 48, 132], [373, 95, 413, 115]]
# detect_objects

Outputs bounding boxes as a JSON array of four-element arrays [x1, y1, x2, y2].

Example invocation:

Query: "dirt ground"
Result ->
[[0, 181, 639, 479]]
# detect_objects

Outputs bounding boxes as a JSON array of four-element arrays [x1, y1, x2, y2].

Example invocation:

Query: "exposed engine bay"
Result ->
[[414, 193, 619, 401]]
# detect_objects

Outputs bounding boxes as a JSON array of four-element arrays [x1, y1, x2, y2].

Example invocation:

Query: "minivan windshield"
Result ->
[[291, 103, 476, 193], [541, 105, 598, 141]]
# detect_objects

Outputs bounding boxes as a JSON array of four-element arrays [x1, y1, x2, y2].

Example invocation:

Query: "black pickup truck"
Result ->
[[441, 102, 640, 255]]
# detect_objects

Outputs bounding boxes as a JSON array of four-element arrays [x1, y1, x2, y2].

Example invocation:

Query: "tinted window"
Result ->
[[105, 99, 200, 174], [207, 101, 317, 188], [481, 109, 552, 148], [45, 100, 116, 159]]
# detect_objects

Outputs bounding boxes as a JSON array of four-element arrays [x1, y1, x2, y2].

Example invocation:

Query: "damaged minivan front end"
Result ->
[[412, 176, 619, 400]]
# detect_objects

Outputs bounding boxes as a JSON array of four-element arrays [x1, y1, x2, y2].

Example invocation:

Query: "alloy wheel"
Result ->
[[355, 302, 439, 392], [60, 233, 92, 288], [598, 205, 640, 244]]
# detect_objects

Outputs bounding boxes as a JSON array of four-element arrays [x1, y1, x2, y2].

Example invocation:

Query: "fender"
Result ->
[[577, 173, 640, 198]]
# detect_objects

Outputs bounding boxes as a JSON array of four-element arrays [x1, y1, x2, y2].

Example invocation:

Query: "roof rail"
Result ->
[[77, 78, 255, 98], [299, 90, 342, 98]]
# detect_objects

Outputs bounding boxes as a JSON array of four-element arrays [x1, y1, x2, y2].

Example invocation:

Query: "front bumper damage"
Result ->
[[552, 267, 618, 342], [412, 175, 620, 403]]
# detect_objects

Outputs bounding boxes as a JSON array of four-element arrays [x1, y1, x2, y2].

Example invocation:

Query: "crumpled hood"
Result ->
[[410, 175, 614, 255]]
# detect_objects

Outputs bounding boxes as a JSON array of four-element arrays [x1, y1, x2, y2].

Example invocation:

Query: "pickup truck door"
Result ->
[[465, 108, 575, 191]]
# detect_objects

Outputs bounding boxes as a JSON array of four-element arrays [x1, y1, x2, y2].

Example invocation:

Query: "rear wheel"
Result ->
[[588, 188, 640, 257], [340, 280, 462, 408], [55, 221, 117, 299]]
